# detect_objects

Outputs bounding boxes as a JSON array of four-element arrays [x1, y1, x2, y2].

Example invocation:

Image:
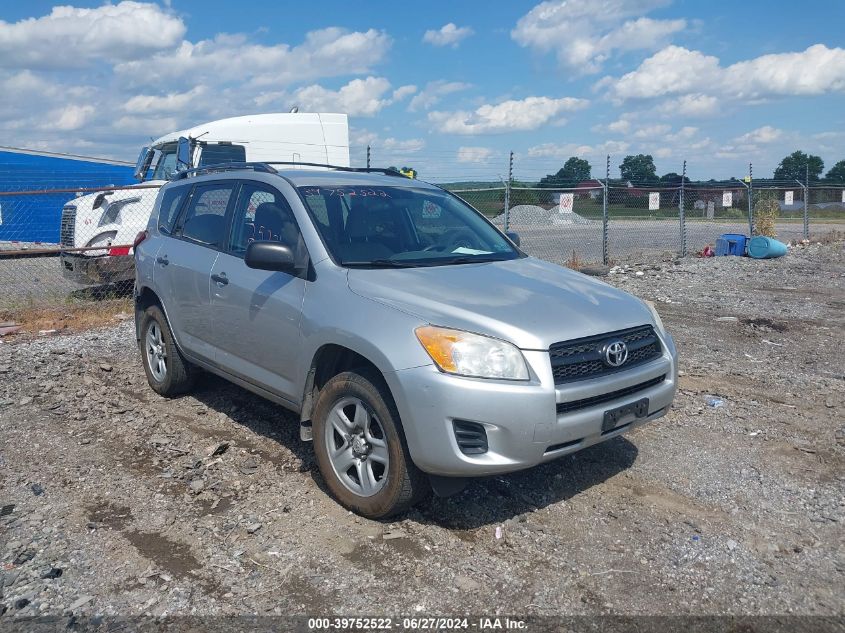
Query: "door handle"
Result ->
[[211, 273, 229, 286], [156, 256, 169, 266]]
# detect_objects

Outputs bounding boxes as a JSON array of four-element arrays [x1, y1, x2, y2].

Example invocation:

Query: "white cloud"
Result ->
[[429, 96, 588, 135], [526, 140, 631, 159], [457, 146, 494, 163], [655, 94, 720, 117], [735, 126, 783, 145], [408, 81, 472, 112], [606, 45, 720, 100], [391, 85, 418, 101], [423, 23, 474, 47], [0, 1, 185, 68], [292, 77, 395, 117], [123, 86, 208, 114], [116, 27, 392, 88], [605, 44, 845, 102], [632, 123, 671, 138], [512, 0, 685, 74], [382, 137, 426, 152], [607, 118, 632, 134], [47, 104, 96, 131]]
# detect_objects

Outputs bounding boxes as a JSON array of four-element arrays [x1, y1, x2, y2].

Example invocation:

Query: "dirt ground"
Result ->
[[0, 242, 843, 623]]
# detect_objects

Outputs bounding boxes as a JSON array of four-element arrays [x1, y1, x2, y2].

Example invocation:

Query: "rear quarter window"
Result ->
[[157, 186, 189, 234]]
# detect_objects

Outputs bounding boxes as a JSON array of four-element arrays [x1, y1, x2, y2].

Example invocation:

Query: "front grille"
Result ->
[[550, 325, 661, 384], [556, 374, 666, 415], [453, 420, 488, 455], [60, 205, 76, 247]]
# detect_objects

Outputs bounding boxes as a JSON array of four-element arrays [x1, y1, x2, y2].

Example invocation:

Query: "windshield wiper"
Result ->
[[341, 259, 420, 268], [431, 255, 506, 266]]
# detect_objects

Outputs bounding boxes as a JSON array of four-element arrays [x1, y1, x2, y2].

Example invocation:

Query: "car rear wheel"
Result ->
[[140, 305, 195, 397], [312, 369, 428, 518]]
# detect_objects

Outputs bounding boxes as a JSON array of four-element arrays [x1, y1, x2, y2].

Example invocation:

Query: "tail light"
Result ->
[[108, 246, 131, 256], [132, 231, 148, 250]]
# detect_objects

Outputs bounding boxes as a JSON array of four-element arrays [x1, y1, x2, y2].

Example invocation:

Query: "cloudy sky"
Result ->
[[1, 0, 844, 181]]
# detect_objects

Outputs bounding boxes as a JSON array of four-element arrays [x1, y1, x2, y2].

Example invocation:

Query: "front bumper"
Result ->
[[61, 252, 135, 284], [388, 332, 678, 477]]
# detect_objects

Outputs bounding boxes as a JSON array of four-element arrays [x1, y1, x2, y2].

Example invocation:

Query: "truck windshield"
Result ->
[[151, 147, 177, 180], [297, 185, 520, 268], [146, 142, 246, 181]]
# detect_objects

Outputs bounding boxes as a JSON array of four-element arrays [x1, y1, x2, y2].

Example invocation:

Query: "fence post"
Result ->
[[804, 163, 809, 239], [366, 145, 371, 169], [748, 162, 754, 236], [503, 151, 513, 232], [679, 160, 687, 257], [602, 154, 610, 265]]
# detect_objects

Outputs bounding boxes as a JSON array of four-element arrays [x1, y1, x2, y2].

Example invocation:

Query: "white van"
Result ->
[[60, 112, 349, 284]]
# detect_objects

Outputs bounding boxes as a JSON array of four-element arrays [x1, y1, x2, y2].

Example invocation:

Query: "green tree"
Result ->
[[619, 154, 658, 183], [539, 156, 592, 187], [659, 172, 690, 184], [773, 151, 824, 181], [825, 160, 845, 182]]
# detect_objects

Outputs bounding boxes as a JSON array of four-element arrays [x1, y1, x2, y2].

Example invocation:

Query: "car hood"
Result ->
[[346, 256, 656, 350]]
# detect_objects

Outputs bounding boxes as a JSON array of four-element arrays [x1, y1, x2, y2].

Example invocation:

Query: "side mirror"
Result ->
[[506, 231, 520, 247], [245, 242, 296, 273], [134, 146, 152, 181], [176, 137, 192, 173]]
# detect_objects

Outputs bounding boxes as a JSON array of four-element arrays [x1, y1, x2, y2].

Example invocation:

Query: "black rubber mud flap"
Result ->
[[429, 475, 468, 498]]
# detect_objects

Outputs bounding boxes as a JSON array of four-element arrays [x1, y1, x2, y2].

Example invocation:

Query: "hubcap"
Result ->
[[324, 397, 389, 498], [145, 322, 167, 382]]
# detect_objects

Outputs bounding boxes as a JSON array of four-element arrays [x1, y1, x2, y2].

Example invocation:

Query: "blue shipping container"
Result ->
[[0, 147, 134, 244]]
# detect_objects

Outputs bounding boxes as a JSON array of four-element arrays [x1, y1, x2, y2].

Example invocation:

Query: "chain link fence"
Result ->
[[2, 152, 844, 310], [1, 183, 157, 309]]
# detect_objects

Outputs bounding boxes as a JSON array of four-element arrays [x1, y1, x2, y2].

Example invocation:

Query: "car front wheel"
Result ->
[[140, 305, 195, 397], [312, 368, 428, 518]]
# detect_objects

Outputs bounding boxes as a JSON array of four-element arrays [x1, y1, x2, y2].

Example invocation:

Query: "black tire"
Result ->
[[139, 305, 195, 397], [312, 368, 429, 519]]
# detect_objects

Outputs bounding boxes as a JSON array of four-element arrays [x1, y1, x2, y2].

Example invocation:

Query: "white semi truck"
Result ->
[[60, 112, 349, 284]]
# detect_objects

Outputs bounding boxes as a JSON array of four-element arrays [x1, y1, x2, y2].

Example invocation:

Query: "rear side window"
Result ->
[[157, 186, 189, 234], [178, 183, 234, 248], [199, 143, 246, 166]]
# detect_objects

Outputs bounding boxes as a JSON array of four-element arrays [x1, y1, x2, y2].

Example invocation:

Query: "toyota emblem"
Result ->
[[603, 340, 628, 367]]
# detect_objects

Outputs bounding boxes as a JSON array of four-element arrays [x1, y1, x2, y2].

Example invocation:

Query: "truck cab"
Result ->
[[60, 112, 349, 285]]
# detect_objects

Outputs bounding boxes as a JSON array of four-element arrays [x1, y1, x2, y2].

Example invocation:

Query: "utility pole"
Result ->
[[748, 162, 754, 236], [602, 154, 610, 265], [366, 145, 371, 169], [804, 162, 809, 239], [679, 160, 687, 257], [503, 151, 513, 232]]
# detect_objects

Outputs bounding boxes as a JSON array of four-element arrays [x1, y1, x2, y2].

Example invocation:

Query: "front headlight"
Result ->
[[415, 325, 529, 381], [644, 300, 665, 332]]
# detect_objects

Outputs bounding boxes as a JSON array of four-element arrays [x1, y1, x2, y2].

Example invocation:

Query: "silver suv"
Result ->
[[134, 163, 678, 518]]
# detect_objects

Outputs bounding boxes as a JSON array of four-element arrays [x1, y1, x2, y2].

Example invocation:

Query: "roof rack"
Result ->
[[266, 161, 410, 178], [171, 162, 277, 180], [170, 161, 412, 181]]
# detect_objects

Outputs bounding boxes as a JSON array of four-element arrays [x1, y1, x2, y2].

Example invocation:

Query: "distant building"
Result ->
[[0, 146, 133, 244]]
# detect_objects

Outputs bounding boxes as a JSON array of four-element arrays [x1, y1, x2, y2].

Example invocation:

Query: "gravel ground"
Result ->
[[0, 242, 843, 622]]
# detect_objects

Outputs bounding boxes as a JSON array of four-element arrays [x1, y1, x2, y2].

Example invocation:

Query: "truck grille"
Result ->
[[60, 205, 76, 247], [550, 325, 661, 384]]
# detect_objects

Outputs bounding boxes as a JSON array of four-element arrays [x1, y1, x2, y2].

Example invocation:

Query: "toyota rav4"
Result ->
[[133, 163, 678, 518]]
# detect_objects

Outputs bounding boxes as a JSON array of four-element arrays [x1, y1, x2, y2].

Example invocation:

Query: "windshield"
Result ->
[[147, 142, 247, 180], [151, 146, 177, 180], [298, 185, 520, 267]]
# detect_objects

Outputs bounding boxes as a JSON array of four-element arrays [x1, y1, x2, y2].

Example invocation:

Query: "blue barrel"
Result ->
[[715, 233, 747, 256], [748, 236, 788, 259]]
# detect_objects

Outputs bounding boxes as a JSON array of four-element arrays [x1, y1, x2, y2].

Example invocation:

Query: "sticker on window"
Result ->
[[422, 200, 442, 219]]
